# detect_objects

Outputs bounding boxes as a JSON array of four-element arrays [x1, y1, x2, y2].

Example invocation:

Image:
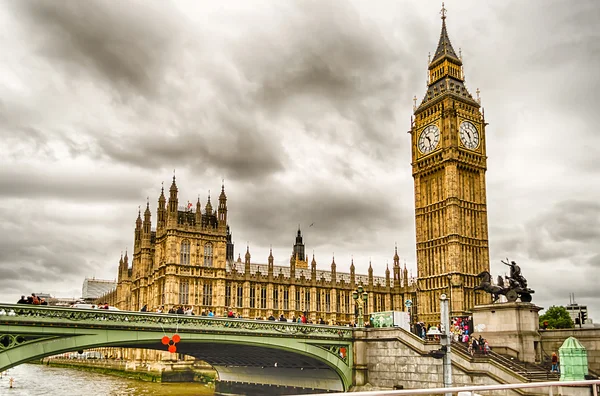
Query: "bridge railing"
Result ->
[[0, 304, 353, 340], [308, 379, 600, 396]]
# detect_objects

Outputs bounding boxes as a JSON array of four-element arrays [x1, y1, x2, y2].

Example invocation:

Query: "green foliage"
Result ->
[[540, 306, 574, 329]]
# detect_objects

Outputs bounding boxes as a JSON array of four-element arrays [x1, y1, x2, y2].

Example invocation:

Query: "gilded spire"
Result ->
[[431, 2, 458, 63], [135, 206, 142, 228], [205, 191, 213, 214], [416, 3, 478, 113], [219, 180, 226, 200], [144, 197, 151, 216], [159, 182, 165, 203], [170, 174, 177, 194]]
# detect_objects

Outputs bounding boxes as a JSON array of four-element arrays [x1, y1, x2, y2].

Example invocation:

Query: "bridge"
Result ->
[[0, 304, 353, 392]]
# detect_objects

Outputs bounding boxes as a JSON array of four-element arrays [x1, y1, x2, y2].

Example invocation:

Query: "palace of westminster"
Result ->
[[102, 6, 491, 326]]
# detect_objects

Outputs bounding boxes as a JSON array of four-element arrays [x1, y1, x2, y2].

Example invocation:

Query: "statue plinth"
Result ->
[[472, 302, 542, 363]]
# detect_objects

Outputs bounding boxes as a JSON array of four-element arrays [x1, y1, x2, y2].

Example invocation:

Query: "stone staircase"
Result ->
[[451, 341, 560, 382]]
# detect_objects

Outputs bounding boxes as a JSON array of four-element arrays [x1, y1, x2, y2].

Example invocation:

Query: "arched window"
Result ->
[[180, 240, 190, 265], [204, 243, 213, 267]]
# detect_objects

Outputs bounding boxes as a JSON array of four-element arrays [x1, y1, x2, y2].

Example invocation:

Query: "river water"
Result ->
[[0, 364, 215, 396]]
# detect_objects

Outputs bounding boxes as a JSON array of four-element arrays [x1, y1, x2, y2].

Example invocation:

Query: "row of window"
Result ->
[[180, 241, 213, 266], [153, 278, 392, 313], [178, 280, 212, 306], [219, 284, 392, 313]]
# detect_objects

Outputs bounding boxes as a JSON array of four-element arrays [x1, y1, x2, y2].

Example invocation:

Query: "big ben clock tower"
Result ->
[[411, 4, 491, 323]]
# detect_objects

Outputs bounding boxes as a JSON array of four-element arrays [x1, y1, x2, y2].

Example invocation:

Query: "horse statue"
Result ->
[[474, 271, 505, 302], [474, 259, 535, 303]]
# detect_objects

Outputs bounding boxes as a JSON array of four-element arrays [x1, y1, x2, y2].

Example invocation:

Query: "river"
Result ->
[[0, 364, 215, 396]]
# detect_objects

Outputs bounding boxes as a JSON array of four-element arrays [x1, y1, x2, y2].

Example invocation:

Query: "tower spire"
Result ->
[[431, 3, 458, 63], [415, 4, 478, 113]]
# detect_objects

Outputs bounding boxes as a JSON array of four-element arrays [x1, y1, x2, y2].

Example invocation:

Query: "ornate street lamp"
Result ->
[[352, 285, 369, 327]]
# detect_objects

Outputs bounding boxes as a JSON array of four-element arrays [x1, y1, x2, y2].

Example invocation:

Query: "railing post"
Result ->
[[548, 385, 553, 396], [440, 294, 452, 396], [593, 384, 598, 396]]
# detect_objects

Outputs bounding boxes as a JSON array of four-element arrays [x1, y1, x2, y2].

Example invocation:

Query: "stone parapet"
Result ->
[[541, 328, 600, 375], [354, 327, 550, 395]]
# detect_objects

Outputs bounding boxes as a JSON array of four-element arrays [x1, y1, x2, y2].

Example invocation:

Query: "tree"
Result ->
[[539, 306, 574, 329]]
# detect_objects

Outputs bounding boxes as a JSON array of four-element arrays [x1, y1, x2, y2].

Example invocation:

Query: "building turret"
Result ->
[[118, 253, 124, 281], [403, 262, 409, 288], [368, 261, 374, 286], [290, 252, 296, 282], [244, 245, 251, 277], [330, 255, 336, 284], [167, 175, 178, 225], [350, 258, 355, 285], [268, 247, 274, 278], [385, 264, 391, 288], [143, 200, 151, 235], [157, 184, 166, 231], [310, 254, 317, 281], [122, 250, 130, 278], [218, 182, 227, 230], [134, 209, 142, 250], [226, 226, 234, 263], [393, 245, 401, 287], [293, 227, 305, 261], [195, 197, 202, 224], [205, 193, 213, 216]]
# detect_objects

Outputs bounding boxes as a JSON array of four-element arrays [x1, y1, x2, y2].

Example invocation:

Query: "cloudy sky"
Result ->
[[1, 0, 599, 320]]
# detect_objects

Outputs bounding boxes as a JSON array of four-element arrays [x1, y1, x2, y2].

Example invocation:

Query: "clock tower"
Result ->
[[411, 5, 491, 324]]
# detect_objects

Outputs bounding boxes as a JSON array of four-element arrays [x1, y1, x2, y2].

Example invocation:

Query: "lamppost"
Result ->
[[352, 285, 369, 327], [440, 293, 453, 396]]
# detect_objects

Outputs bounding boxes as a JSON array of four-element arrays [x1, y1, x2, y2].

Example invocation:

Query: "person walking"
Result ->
[[551, 352, 559, 373]]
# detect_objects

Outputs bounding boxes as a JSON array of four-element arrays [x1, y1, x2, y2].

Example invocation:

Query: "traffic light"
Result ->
[[581, 311, 587, 324]]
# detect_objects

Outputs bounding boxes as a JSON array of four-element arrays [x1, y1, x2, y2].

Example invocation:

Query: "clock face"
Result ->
[[418, 125, 440, 154], [459, 121, 479, 149]]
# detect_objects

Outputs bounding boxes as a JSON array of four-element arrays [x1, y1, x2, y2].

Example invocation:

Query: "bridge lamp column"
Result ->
[[440, 293, 453, 395], [352, 285, 368, 327]]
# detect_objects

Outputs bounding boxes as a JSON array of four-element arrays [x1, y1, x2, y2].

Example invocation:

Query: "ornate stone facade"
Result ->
[[410, 10, 491, 324], [103, 176, 417, 325]]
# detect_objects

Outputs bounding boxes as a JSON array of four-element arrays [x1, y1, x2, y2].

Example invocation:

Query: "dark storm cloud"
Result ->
[[523, 200, 600, 261], [240, 1, 417, 158], [0, 166, 150, 202], [9, 0, 181, 96], [229, 179, 410, 251], [94, 107, 286, 180], [0, 212, 96, 284]]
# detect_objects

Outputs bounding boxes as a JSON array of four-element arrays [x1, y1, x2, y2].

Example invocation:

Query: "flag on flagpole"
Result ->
[[187, 201, 193, 210]]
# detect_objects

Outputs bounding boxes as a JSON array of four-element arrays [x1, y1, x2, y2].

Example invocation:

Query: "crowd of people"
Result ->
[[16, 294, 47, 305], [413, 316, 492, 356]]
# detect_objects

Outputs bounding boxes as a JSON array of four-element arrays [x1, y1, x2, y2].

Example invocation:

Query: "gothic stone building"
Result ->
[[103, 176, 417, 325]]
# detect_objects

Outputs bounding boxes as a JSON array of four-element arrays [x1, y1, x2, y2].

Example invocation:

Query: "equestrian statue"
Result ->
[[474, 258, 535, 303]]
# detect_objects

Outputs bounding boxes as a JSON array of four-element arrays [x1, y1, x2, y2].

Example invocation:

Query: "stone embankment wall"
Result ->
[[541, 328, 600, 375], [354, 328, 554, 396], [44, 357, 215, 383]]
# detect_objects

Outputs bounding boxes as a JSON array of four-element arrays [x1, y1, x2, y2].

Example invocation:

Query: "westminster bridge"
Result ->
[[2, 304, 600, 394], [0, 303, 352, 392]]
